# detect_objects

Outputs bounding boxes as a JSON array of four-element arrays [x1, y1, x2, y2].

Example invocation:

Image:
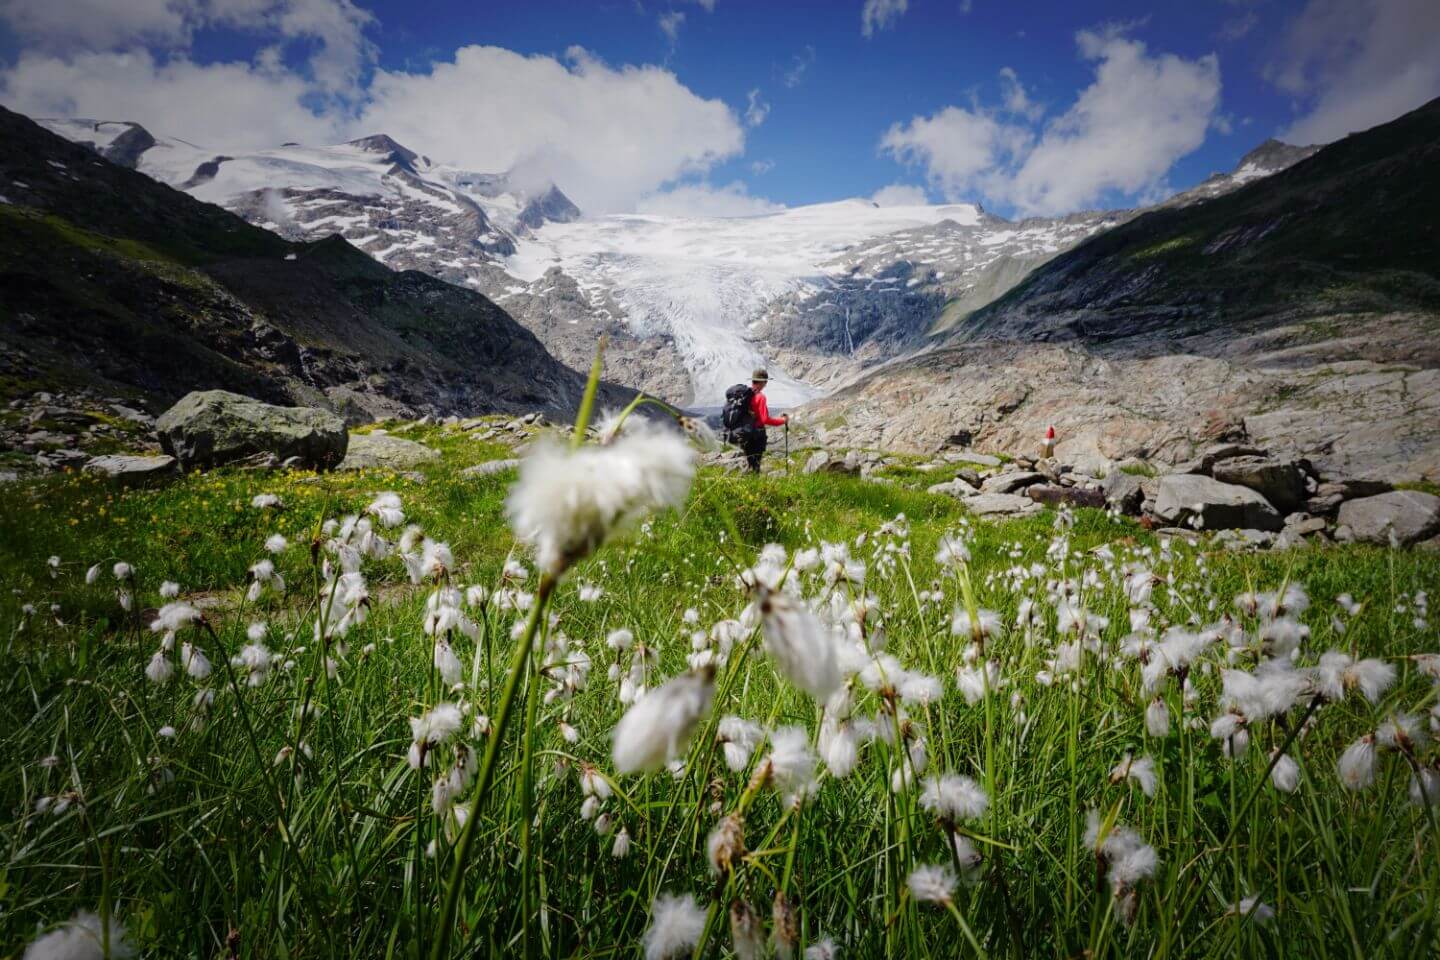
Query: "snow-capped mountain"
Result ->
[[37, 118, 580, 259], [42, 116, 1316, 408]]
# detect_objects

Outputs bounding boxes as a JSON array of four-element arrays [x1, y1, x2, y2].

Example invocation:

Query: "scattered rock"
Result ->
[[964, 493, 1044, 518], [34, 448, 88, 470], [1211, 456, 1307, 513], [1152, 474, 1284, 531], [1026, 483, 1106, 509], [338, 433, 442, 471], [155, 391, 348, 470], [1335, 490, 1440, 546], [83, 454, 177, 482], [804, 450, 862, 476], [980, 470, 1044, 494], [1101, 471, 1145, 514], [1173, 444, 1267, 476], [460, 458, 521, 478], [945, 452, 1002, 467], [927, 476, 979, 498], [1214, 528, 1278, 551]]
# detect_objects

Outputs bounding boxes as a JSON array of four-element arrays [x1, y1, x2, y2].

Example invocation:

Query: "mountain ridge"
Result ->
[[0, 106, 627, 422]]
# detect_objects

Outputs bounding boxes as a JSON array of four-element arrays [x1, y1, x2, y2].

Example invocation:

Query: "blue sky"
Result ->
[[1, 0, 1436, 217]]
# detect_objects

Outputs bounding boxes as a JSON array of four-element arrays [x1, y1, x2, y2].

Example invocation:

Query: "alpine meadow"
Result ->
[[3, 1, 1440, 958]]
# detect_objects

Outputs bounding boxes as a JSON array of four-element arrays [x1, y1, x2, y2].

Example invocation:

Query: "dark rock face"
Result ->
[[1211, 456, 1307, 513], [1026, 483, 1106, 509], [155, 391, 348, 470], [1101, 471, 1145, 514]]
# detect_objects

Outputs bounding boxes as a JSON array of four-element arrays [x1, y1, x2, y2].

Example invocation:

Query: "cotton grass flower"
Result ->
[[920, 773, 989, 822], [756, 587, 842, 701], [1337, 735, 1377, 790], [158, 580, 180, 599], [1270, 752, 1301, 793], [507, 423, 694, 577], [22, 910, 135, 960], [1146, 697, 1171, 738], [907, 863, 957, 904], [643, 893, 706, 960], [1110, 753, 1158, 797], [612, 667, 715, 774]]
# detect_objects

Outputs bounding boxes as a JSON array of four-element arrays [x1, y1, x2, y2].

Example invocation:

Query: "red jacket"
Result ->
[[750, 390, 785, 427]]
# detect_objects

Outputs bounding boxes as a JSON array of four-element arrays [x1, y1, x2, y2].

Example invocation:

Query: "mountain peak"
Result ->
[[1235, 137, 1319, 174], [346, 134, 419, 171]]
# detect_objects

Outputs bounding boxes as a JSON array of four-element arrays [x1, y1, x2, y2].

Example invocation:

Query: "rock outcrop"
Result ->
[[1153, 474, 1285, 532], [338, 434, 441, 472], [155, 391, 348, 470], [1336, 491, 1440, 546]]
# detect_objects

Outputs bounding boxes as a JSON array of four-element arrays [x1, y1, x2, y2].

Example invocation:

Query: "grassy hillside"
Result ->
[[958, 97, 1440, 344], [2, 412, 1438, 958]]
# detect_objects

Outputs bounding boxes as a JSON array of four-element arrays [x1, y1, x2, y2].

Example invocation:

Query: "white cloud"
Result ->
[[0, 0, 376, 98], [749, 158, 774, 175], [880, 105, 1029, 199], [0, 0, 192, 49], [744, 88, 769, 127], [1217, 10, 1258, 42], [998, 66, 1042, 121], [871, 183, 929, 206], [657, 10, 685, 45], [635, 180, 783, 218], [0, 48, 342, 149], [881, 29, 1221, 216], [861, 0, 907, 38], [783, 45, 815, 88], [357, 46, 745, 213], [1269, 0, 1440, 144]]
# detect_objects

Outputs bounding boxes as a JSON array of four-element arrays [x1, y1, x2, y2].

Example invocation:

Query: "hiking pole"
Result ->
[[784, 419, 790, 477]]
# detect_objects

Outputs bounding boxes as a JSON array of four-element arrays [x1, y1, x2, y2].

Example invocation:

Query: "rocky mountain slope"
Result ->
[[0, 107, 626, 424], [803, 98, 1440, 483], [41, 115, 1313, 408]]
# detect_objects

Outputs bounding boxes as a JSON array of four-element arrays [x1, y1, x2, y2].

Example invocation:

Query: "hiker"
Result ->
[[722, 367, 788, 474]]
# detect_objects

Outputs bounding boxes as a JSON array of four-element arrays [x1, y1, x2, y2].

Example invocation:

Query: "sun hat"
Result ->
[[751, 367, 769, 382]]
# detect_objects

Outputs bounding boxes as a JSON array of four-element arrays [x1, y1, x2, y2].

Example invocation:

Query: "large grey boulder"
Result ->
[[155, 391, 347, 470], [1336, 490, 1440, 546], [338, 433, 441, 471], [1153, 474, 1284, 531], [83, 454, 177, 483], [1211, 456, 1307, 513], [980, 470, 1045, 495], [964, 493, 1044, 518]]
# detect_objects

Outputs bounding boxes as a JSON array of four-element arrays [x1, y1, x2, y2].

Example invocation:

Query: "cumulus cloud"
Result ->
[[357, 46, 745, 213], [861, 0, 907, 38], [870, 183, 929, 206], [635, 180, 783, 218], [1268, 0, 1440, 144], [744, 88, 769, 127], [0, 0, 376, 98], [0, 48, 342, 148], [881, 105, 1030, 200], [881, 27, 1221, 215]]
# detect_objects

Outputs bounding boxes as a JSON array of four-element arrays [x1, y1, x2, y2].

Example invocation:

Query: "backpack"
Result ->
[[721, 383, 756, 435]]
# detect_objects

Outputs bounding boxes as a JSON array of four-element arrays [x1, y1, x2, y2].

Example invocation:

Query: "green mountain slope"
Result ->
[[953, 96, 1440, 345], [0, 106, 622, 420]]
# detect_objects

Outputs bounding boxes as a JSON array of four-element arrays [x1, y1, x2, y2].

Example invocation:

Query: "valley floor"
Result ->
[[3, 417, 1439, 958]]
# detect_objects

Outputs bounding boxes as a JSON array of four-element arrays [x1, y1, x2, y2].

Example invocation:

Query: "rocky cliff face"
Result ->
[[803, 98, 1440, 483], [0, 107, 627, 422]]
